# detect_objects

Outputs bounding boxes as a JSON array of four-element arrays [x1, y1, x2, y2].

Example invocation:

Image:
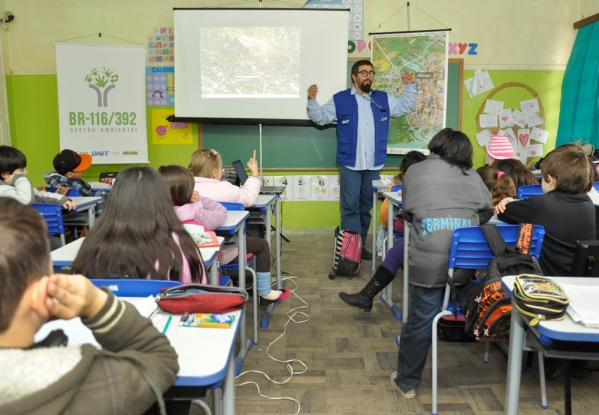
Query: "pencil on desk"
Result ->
[[162, 315, 173, 334]]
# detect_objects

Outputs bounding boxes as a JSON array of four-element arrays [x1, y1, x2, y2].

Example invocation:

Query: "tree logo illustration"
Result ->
[[84, 67, 119, 107]]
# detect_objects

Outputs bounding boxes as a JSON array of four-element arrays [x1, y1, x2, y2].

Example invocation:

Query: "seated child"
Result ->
[[485, 134, 537, 190], [188, 148, 289, 305], [45, 149, 107, 200], [0, 145, 77, 210], [476, 165, 517, 205], [158, 164, 227, 230], [0, 197, 178, 414], [71, 166, 208, 284], [496, 145, 595, 276], [376, 151, 427, 255]]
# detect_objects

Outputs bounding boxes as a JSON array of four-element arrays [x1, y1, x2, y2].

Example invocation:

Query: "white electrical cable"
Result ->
[[235, 276, 309, 415]]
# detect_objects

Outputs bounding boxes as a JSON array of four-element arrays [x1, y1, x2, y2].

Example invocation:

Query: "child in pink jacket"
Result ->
[[189, 148, 289, 305]]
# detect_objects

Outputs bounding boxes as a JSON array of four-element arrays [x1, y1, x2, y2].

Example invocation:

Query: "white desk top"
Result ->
[[372, 179, 392, 190], [382, 191, 402, 205], [69, 196, 103, 210], [252, 194, 276, 209], [217, 210, 249, 231], [34, 297, 241, 386], [502, 276, 599, 342]]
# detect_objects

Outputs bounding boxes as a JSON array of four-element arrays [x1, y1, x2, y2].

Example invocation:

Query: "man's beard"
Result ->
[[358, 79, 372, 93]]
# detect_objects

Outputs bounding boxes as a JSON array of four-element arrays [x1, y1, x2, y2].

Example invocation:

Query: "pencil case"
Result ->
[[513, 275, 570, 326], [155, 283, 248, 314]]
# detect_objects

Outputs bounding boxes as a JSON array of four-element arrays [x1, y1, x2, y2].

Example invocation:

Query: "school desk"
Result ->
[[502, 276, 599, 415], [371, 179, 392, 277], [215, 210, 252, 373], [50, 236, 224, 284], [382, 191, 404, 321], [87, 181, 113, 193], [66, 196, 103, 229], [34, 298, 242, 415], [250, 194, 282, 329]]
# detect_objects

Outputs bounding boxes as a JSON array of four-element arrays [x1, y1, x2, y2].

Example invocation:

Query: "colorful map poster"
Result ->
[[371, 31, 449, 154], [151, 109, 192, 145]]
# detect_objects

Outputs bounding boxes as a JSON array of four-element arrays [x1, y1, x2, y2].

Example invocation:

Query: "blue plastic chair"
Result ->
[[31, 203, 67, 246], [517, 184, 543, 199], [430, 224, 546, 415], [593, 181, 599, 192], [45, 186, 81, 197], [89, 279, 180, 297]]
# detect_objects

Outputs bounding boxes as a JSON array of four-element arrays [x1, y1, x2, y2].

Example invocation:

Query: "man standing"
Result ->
[[307, 60, 417, 259]]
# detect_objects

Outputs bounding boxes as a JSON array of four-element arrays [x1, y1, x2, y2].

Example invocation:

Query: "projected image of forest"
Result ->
[[199, 27, 301, 98]]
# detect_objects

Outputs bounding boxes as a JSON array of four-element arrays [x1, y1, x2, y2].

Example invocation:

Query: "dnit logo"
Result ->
[[91, 151, 109, 156], [85, 67, 119, 107]]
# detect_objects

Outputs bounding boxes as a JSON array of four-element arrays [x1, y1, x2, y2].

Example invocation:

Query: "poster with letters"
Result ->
[[56, 44, 149, 164]]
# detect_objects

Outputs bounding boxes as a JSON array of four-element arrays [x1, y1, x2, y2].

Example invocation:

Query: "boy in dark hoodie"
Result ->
[[0, 197, 179, 415]]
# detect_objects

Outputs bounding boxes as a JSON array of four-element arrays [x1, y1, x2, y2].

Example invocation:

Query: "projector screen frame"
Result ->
[[173, 7, 349, 126]]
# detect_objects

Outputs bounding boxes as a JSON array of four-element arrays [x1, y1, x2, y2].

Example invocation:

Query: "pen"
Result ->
[[162, 315, 173, 334]]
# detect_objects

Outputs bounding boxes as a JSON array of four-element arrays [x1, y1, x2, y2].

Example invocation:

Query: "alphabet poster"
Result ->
[[56, 44, 148, 164]]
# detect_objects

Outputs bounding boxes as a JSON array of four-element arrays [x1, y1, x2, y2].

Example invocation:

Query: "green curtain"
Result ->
[[556, 21, 599, 147]]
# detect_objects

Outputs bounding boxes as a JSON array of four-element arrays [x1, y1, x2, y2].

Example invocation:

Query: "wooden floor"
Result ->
[[194, 230, 599, 415]]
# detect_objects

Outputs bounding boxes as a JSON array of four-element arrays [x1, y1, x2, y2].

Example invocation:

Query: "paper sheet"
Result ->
[[464, 70, 494, 98], [531, 127, 549, 144], [516, 147, 530, 164], [526, 112, 545, 128], [512, 109, 527, 128], [560, 283, 599, 328], [479, 114, 498, 128], [520, 98, 540, 114], [498, 108, 514, 128], [517, 128, 531, 148], [484, 99, 504, 115], [123, 296, 158, 318], [476, 129, 493, 147], [529, 144, 544, 158]]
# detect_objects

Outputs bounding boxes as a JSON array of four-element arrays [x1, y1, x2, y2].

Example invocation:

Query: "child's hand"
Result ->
[[494, 197, 514, 215], [62, 200, 77, 211], [247, 150, 259, 176], [4, 168, 27, 185], [190, 190, 200, 203], [44, 274, 108, 320], [401, 71, 415, 84]]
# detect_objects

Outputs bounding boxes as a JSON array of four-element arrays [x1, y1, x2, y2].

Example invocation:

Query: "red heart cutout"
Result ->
[[502, 116, 509, 122], [519, 133, 529, 147], [458, 43, 467, 54], [531, 150, 537, 155]]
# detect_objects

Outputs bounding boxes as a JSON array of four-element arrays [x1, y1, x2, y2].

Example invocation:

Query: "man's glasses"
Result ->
[[355, 70, 375, 78]]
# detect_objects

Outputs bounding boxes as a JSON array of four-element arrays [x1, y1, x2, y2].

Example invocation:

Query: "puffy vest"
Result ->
[[332, 89, 390, 167]]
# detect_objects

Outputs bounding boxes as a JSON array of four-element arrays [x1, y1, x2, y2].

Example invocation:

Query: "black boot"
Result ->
[[339, 266, 396, 312]]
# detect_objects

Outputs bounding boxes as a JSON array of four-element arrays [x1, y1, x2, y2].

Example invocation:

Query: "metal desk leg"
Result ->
[[380, 200, 401, 320], [563, 359, 572, 415], [372, 188, 377, 277], [222, 349, 236, 415], [261, 197, 281, 329], [505, 307, 526, 414], [88, 206, 96, 229], [209, 259, 218, 285], [235, 227, 251, 375], [402, 224, 410, 321]]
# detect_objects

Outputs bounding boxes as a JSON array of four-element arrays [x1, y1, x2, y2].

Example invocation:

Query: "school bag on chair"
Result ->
[[329, 226, 361, 280], [450, 223, 543, 341]]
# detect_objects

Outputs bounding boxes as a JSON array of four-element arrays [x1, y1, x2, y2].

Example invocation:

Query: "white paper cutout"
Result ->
[[329, 175, 340, 201], [529, 144, 544, 158], [484, 99, 504, 115], [476, 129, 493, 147], [517, 128, 531, 148], [498, 108, 514, 128], [310, 176, 329, 201], [516, 146, 530, 164], [520, 98, 540, 114], [526, 112, 545, 127], [261, 176, 273, 187], [292, 175, 311, 201], [464, 70, 494, 98], [479, 113, 498, 128], [512, 109, 527, 128], [273, 175, 292, 201], [531, 126, 549, 144]]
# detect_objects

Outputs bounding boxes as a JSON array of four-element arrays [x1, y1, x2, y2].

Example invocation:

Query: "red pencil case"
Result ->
[[155, 284, 248, 314]]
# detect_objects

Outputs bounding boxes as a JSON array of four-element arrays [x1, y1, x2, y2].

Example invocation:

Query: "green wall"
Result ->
[[7, 70, 565, 230]]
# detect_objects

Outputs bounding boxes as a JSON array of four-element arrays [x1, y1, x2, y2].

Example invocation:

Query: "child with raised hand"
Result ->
[[0, 197, 178, 415], [188, 148, 289, 305], [495, 145, 595, 276], [71, 166, 208, 285], [158, 164, 227, 230], [0, 145, 77, 210], [476, 165, 517, 206]]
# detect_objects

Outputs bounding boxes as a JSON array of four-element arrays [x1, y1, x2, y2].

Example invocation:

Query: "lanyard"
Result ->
[[359, 92, 381, 108]]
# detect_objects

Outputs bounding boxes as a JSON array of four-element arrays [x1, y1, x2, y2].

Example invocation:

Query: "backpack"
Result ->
[[449, 224, 543, 341], [328, 226, 361, 279]]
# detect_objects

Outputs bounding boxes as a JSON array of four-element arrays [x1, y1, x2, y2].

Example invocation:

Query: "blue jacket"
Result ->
[[332, 89, 390, 167]]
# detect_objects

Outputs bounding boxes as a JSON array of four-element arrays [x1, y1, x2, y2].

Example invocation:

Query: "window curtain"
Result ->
[[556, 21, 599, 147]]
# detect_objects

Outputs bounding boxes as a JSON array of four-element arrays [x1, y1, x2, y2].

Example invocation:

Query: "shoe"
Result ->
[[259, 289, 290, 306], [376, 249, 383, 258], [361, 248, 373, 261], [389, 372, 416, 398], [338, 266, 395, 312]]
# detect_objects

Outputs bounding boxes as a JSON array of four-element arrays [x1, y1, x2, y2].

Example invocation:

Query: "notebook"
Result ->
[[231, 159, 286, 194]]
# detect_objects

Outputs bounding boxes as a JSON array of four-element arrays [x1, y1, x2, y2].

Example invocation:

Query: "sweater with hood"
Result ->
[[0, 290, 179, 415], [0, 174, 69, 206]]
